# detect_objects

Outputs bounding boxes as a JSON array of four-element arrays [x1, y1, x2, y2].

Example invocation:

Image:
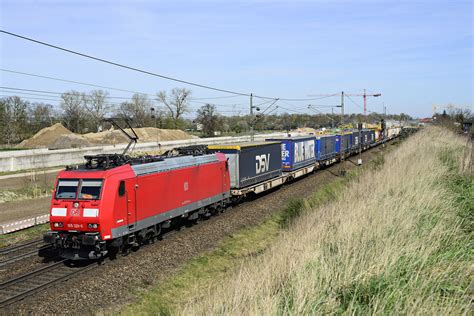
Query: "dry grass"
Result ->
[[177, 127, 473, 315]]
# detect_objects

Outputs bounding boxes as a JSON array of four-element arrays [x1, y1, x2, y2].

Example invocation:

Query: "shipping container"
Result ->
[[361, 129, 375, 145], [387, 127, 401, 138], [315, 135, 337, 161], [207, 142, 282, 189], [265, 136, 316, 171], [335, 133, 352, 154], [375, 130, 381, 141], [351, 131, 360, 151]]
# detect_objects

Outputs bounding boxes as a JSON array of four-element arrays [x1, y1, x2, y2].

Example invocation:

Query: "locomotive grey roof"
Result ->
[[131, 154, 219, 176]]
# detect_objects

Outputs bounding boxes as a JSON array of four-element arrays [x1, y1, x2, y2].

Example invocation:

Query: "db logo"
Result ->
[[70, 208, 80, 216], [256, 154, 270, 174]]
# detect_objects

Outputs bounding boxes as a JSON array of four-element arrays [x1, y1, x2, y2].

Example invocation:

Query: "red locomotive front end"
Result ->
[[44, 153, 230, 260]]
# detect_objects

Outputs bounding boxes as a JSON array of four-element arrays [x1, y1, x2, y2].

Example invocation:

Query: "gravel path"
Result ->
[[2, 144, 393, 315]]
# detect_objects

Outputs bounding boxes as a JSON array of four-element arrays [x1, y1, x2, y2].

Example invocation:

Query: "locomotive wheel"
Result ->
[[108, 246, 119, 260]]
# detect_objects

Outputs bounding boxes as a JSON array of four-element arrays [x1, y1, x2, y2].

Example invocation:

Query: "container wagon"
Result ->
[[335, 133, 352, 156], [361, 129, 375, 148], [207, 142, 282, 195], [315, 135, 337, 162], [351, 131, 360, 153], [265, 136, 316, 171]]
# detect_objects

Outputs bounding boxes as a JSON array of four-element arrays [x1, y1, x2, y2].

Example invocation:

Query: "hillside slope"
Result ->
[[177, 127, 472, 314]]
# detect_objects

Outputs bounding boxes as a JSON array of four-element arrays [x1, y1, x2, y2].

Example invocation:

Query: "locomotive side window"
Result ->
[[79, 180, 103, 200], [56, 179, 79, 199], [118, 181, 125, 196]]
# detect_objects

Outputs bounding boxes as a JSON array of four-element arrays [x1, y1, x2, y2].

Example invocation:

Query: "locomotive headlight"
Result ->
[[73, 202, 79, 208], [53, 222, 63, 228], [88, 223, 99, 229]]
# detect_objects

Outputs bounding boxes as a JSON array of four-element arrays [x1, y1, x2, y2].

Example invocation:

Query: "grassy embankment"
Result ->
[[0, 224, 50, 248], [0, 168, 58, 203], [0, 186, 52, 203], [126, 127, 472, 315]]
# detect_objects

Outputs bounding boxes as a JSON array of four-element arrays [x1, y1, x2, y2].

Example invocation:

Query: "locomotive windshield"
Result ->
[[79, 180, 103, 199], [56, 179, 79, 199], [55, 179, 103, 200]]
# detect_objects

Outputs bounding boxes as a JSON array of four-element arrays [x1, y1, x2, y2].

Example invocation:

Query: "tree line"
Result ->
[[0, 87, 416, 145]]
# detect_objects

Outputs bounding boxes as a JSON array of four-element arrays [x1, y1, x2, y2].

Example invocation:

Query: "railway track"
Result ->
[[0, 226, 185, 308], [0, 239, 52, 267], [0, 259, 97, 308]]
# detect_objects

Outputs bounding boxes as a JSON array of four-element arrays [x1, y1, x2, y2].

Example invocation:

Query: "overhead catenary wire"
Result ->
[[0, 86, 249, 110], [307, 105, 336, 123], [0, 30, 251, 96], [0, 80, 240, 102], [345, 95, 375, 114], [260, 98, 280, 115], [0, 93, 249, 115], [275, 101, 307, 115], [1, 30, 340, 102]]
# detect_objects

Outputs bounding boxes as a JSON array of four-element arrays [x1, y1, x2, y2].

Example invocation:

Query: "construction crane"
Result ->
[[344, 89, 382, 116], [308, 90, 382, 124]]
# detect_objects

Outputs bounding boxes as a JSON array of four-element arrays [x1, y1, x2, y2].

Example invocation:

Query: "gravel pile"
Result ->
[[3, 146, 390, 314], [15, 124, 197, 150]]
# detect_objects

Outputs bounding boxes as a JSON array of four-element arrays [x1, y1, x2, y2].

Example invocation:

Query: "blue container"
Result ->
[[335, 133, 352, 154], [361, 129, 375, 145], [266, 136, 316, 171], [369, 130, 376, 143], [315, 135, 337, 161]]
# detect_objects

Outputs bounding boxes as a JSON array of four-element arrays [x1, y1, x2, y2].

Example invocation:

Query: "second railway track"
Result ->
[[0, 239, 52, 267], [0, 259, 97, 308]]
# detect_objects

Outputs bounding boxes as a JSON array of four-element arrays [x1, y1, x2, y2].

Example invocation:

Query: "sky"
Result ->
[[0, 0, 472, 118]]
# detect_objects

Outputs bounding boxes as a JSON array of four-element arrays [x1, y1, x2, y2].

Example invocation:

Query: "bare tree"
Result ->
[[84, 90, 110, 132], [117, 93, 152, 127], [0, 96, 30, 144], [30, 102, 53, 131], [157, 88, 191, 128], [196, 104, 223, 137], [60, 90, 88, 133]]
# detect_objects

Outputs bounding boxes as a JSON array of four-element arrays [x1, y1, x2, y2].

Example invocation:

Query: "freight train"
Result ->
[[43, 127, 400, 260]]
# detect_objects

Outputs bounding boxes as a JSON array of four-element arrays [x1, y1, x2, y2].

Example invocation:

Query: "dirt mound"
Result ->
[[292, 127, 318, 134], [50, 134, 93, 149], [16, 123, 73, 149], [83, 127, 197, 145], [17, 124, 197, 149]]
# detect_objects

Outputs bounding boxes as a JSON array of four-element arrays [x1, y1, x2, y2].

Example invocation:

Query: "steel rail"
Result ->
[[0, 259, 96, 308], [0, 239, 44, 255]]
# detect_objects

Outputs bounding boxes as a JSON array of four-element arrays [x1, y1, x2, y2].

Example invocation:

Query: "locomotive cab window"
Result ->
[[78, 180, 103, 200], [118, 181, 125, 196], [56, 179, 79, 199]]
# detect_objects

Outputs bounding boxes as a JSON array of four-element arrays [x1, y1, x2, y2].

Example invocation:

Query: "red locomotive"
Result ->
[[43, 153, 230, 259]]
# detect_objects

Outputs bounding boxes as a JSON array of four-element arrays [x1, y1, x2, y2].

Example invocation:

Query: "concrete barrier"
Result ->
[[0, 133, 288, 172], [0, 214, 49, 234]]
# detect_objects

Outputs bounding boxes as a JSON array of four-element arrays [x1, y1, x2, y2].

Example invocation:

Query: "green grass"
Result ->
[[0, 185, 53, 203], [0, 147, 31, 152], [328, 144, 473, 314], [0, 223, 49, 248]]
